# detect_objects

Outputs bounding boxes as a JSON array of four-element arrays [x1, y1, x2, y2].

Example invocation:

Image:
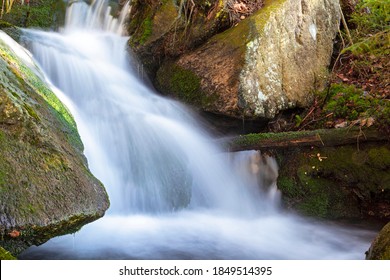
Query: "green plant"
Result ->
[[323, 84, 372, 120], [351, 0, 390, 34], [294, 114, 303, 127], [1, 0, 16, 18]]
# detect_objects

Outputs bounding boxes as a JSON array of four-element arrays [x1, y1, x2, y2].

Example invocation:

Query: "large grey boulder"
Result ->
[[0, 32, 109, 256], [154, 0, 340, 120]]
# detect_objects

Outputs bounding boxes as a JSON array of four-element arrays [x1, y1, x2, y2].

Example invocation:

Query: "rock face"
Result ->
[[128, 0, 233, 76], [0, 32, 109, 255], [129, 0, 340, 121], [277, 142, 390, 219], [366, 222, 390, 260]]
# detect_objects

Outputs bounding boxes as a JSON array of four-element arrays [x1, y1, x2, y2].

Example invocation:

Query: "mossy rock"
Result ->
[[277, 143, 390, 219], [1, 0, 66, 29], [156, 61, 218, 109], [366, 222, 390, 260], [0, 246, 17, 260], [0, 32, 109, 255], [148, 0, 341, 123], [128, 0, 230, 77]]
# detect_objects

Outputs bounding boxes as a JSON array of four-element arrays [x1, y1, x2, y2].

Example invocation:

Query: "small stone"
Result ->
[[366, 117, 375, 127], [335, 121, 348, 128]]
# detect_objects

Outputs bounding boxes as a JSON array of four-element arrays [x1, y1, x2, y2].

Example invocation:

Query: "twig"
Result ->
[[339, 4, 353, 46], [331, 27, 346, 74], [298, 106, 316, 130], [316, 133, 325, 146], [298, 113, 333, 131]]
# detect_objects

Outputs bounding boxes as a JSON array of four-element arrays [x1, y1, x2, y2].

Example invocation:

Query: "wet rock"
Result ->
[[0, 32, 109, 255], [366, 222, 390, 260]]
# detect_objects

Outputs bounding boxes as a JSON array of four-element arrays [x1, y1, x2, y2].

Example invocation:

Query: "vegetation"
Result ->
[[0, 0, 66, 29], [0, 0, 16, 18], [0, 246, 17, 260], [0, 40, 83, 151], [276, 143, 390, 219], [289, 0, 389, 135]]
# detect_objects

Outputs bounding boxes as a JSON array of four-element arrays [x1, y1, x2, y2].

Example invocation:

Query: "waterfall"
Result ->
[[12, 0, 375, 259], [21, 0, 277, 215]]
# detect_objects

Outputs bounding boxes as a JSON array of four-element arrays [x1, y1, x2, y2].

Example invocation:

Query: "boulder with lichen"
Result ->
[[0, 32, 109, 256]]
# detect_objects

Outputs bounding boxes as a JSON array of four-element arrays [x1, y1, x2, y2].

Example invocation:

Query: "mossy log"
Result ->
[[224, 127, 390, 220], [225, 127, 389, 152]]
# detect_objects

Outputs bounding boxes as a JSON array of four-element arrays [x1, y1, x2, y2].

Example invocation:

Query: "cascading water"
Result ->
[[14, 0, 375, 259]]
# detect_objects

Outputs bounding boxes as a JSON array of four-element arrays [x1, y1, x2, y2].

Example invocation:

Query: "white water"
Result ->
[[14, 0, 375, 259]]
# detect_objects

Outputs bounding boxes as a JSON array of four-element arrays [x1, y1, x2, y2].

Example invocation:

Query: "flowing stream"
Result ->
[[15, 0, 376, 259]]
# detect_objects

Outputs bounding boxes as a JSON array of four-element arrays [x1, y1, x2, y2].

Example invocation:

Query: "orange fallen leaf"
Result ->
[[9, 230, 21, 238]]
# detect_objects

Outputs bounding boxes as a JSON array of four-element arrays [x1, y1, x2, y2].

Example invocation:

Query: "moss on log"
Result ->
[[226, 127, 389, 152], [223, 127, 390, 220]]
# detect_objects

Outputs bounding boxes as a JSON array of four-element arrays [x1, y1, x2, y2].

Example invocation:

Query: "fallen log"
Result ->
[[225, 127, 389, 152]]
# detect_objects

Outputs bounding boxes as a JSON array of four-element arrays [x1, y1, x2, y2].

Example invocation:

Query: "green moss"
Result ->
[[350, 0, 389, 34], [0, 246, 17, 260], [0, 166, 6, 187], [139, 17, 153, 44], [252, 0, 287, 33], [232, 129, 333, 148], [129, 0, 163, 46], [23, 103, 40, 121], [171, 66, 201, 102], [367, 222, 390, 260], [315, 146, 390, 194], [156, 59, 221, 108], [0, 41, 83, 152], [1, 0, 66, 29], [368, 147, 390, 169], [299, 192, 329, 218], [44, 153, 68, 171], [270, 131, 390, 219], [277, 176, 302, 198], [1, 33, 109, 257], [322, 83, 375, 120], [215, 0, 227, 18], [150, 0, 178, 40], [0, 20, 14, 29], [0, 132, 10, 190], [212, 15, 250, 51]]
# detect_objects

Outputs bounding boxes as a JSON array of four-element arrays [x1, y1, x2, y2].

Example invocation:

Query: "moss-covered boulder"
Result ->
[[131, 0, 340, 121], [128, 0, 234, 77], [366, 222, 390, 260], [277, 142, 390, 219], [0, 31, 109, 255]]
